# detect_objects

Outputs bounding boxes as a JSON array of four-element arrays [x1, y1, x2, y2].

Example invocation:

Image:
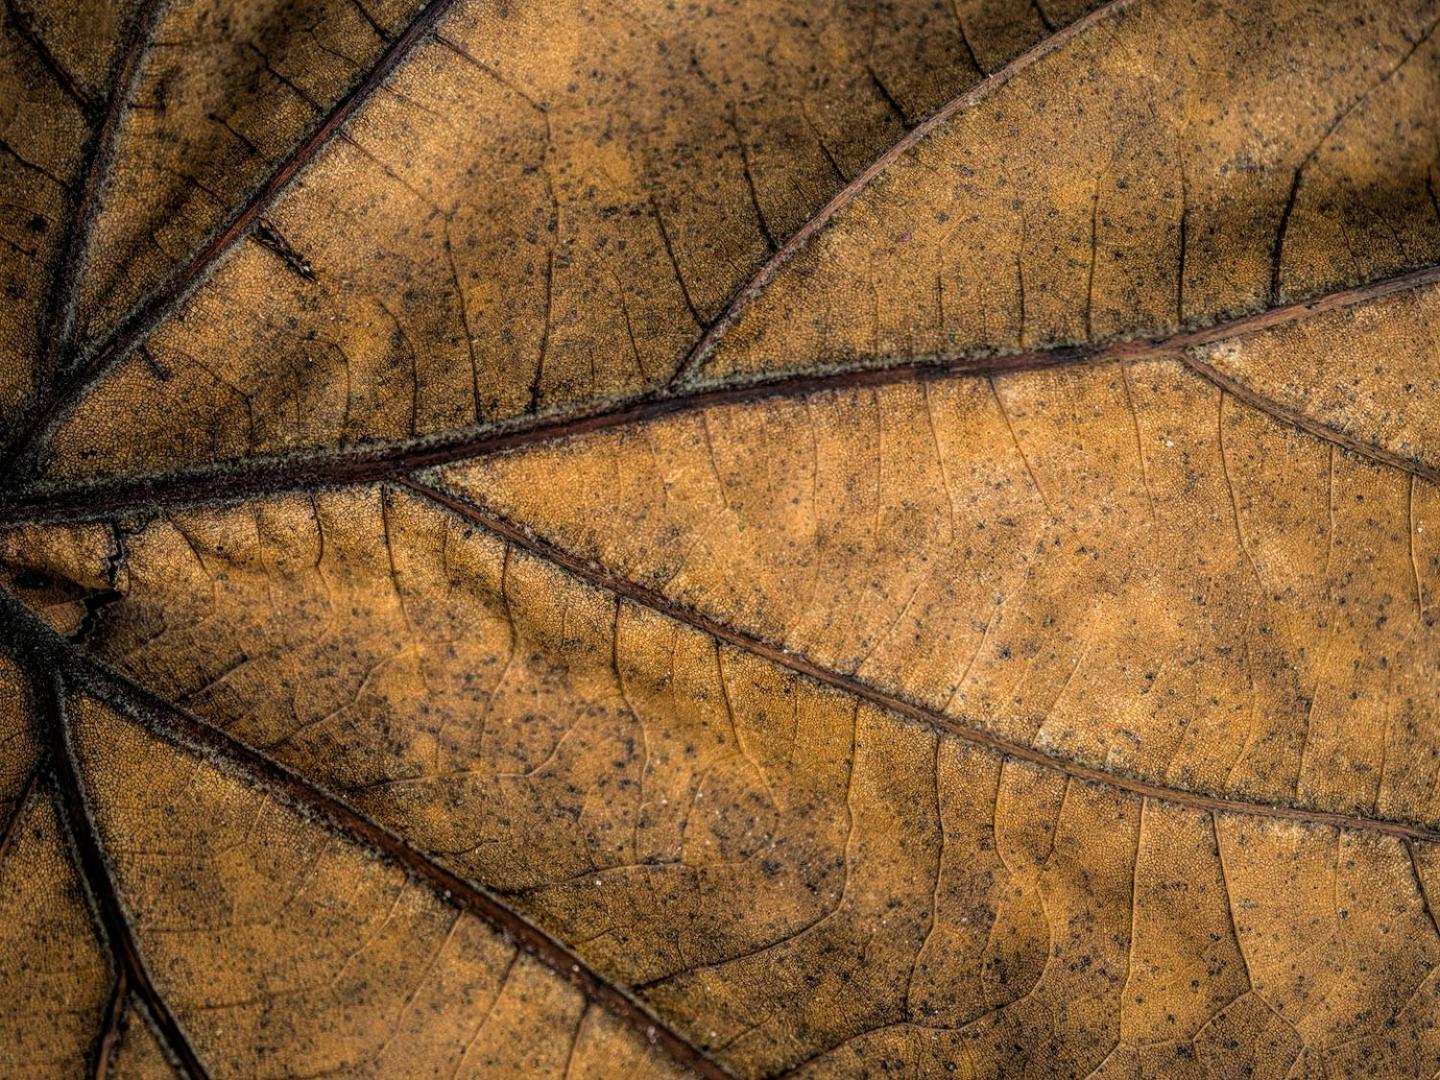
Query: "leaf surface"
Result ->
[[27, 0, 1092, 485], [4, 0, 1440, 1076]]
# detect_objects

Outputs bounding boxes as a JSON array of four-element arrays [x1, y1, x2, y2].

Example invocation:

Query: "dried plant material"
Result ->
[[2, 0, 1440, 1075]]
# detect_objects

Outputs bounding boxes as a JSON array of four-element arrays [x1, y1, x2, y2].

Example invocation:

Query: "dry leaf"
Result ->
[[3, 0, 1440, 1075]]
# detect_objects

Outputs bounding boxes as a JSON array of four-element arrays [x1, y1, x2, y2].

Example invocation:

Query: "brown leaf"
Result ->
[[2, 0, 1440, 1076]]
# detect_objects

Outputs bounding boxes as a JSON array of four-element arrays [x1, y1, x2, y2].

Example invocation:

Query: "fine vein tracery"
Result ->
[[4, 257, 1439, 527], [4, 0, 1440, 1074]]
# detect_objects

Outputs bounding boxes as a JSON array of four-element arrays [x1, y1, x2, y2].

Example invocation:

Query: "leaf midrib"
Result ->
[[3, 1, 1437, 1072], [2, 257, 1436, 529], [1, 0, 469, 481], [0, 586, 735, 1080], [0, 0, 1138, 490], [401, 477, 1440, 845], [2, 275, 1434, 1080]]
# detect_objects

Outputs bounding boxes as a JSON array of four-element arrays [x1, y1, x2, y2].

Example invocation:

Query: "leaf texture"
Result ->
[[4, 0, 1440, 1076], [24, 0, 1103, 484]]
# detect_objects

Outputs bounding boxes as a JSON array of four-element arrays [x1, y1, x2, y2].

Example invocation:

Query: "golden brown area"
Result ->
[[0, 0, 125, 419], [444, 358, 1440, 827], [69, 691, 684, 1078], [5, 0, 1440, 1075], [0, 484, 1425, 1075], [0, 655, 38, 834], [697, 0, 1440, 382], [0, 781, 112, 1078], [106, 1005, 178, 1080], [42, 0, 1099, 482], [74, 0, 428, 348]]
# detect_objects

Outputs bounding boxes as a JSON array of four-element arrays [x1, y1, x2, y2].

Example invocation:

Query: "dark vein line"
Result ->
[[27, 666, 209, 1078], [734, 114, 777, 252], [55, 646, 733, 1080], [1084, 183, 1100, 341], [0, 135, 69, 187], [350, 0, 388, 42], [1406, 840, 1440, 944], [403, 476, 1440, 846], [1176, 157, 1189, 323], [1181, 346, 1440, 487], [802, 110, 846, 183], [665, 0, 1136, 386], [1269, 166, 1306, 309], [0, 0, 465, 483], [1268, 13, 1440, 306], [947, 2, 987, 78], [531, 247, 555, 411], [245, 42, 323, 110], [0, 762, 40, 868], [3, 0, 95, 113], [91, 970, 128, 1080], [4, 259, 1439, 528], [866, 66, 909, 127], [26, 0, 166, 412], [650, 197, 702, 328]]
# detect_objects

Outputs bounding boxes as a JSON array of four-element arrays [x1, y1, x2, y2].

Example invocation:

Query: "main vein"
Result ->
[[404, 475, 1440, 846], [1, 0, 468, 483], [0, 587, 732, 1080], [2, 258, 1436, 528]]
